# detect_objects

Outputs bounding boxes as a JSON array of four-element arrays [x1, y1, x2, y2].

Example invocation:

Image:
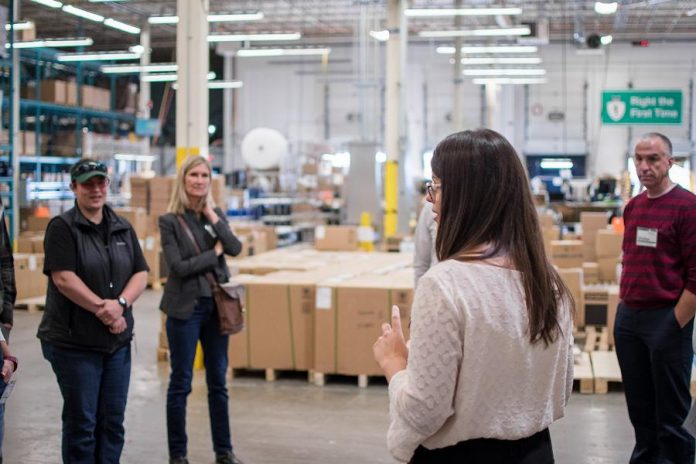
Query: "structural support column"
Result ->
[[223, 53, 234, 174], [384, 0, 401, 238], [452, 0, 463, 131], [11, 0, 20, 241], [138, 23, 151, 121], [176, 0, 209, 168]]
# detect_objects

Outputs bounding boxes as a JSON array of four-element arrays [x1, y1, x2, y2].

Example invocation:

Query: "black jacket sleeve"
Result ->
[[0, 212, 15, 326], [212, 207, 243, 257]]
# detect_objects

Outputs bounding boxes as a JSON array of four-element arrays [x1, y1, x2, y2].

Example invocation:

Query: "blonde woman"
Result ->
[[159, 156, 244, 464]]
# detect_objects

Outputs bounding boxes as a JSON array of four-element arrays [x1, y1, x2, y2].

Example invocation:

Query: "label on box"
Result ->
[[316, 287, 332, 310], [315, 226, 326, 240], [145, 236, 156, 251], [28, 255, 37, 271], [357, 226, 374, 243]]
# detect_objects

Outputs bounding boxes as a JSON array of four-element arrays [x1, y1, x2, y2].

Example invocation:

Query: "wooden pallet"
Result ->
[[573, 351, 594, 394], [147, 278, 165, 291], [582, 326, 610, 352], [313, 372, 386, 388], [157, 347, 169, 362], [590, 350, 622, 394], [15, 295, 47, 313], [230, 368, 314, 383]]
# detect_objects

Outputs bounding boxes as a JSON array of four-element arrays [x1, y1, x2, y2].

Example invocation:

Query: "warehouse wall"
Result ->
[[233, 41, 695, 180]]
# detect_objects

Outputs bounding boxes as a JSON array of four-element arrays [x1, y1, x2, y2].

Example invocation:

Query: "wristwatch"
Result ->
[[4, 355, 17, 371], [118, 296, 128, 311]]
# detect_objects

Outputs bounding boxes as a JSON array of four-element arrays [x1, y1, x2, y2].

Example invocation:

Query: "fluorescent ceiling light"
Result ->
[[594, 1, 619, 14], [236, 47, 331, 57], [104, 18, 141, 34], [62, 5, 105, 22], [208, 32, 301, 42], [5, 21, 35, 31], [57, 51, 142, 62], [437, 45, 538, 54], [30, 0, 63, 8], [369, 30, 390, 41], [142, 71, 216, 82], [101, 63, 178, 74], [472, 77, 547, 85], [420, 27, 530, 38], [540, 159, 574, 169], [405, 7, 522, 17], [114, 154, 156, 162], [207, 81, 244, 89], [208, 12, 264, 22], [7, 37, 93, 49], [149, 12, 263, 24], [458, 57, 542, 65], [687, 8, 696, 16], [464, 68, 547, 76], [601, 35, 613, 45], [148, 16, 178, 24]]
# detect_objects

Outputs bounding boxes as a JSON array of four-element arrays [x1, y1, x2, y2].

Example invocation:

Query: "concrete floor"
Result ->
[[5, 289, 636, 464]]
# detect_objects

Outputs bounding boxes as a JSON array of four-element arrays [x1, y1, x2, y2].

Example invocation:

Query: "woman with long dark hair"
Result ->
[[374, 129, 574, 463]]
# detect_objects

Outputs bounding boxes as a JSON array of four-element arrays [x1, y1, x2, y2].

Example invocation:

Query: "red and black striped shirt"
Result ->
[[620, 185, 696, 309]]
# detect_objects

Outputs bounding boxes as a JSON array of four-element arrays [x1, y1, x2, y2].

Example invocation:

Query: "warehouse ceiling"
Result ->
[[11, 0, 696, 54]]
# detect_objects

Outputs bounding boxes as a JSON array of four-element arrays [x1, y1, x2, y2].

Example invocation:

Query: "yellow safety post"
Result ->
[[358, 212, 374, 252], [194, 343, 205, 370], [384, 159, 399, 238]]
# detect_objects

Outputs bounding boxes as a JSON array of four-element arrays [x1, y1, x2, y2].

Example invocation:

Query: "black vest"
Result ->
[[37, 205, 138, 353]]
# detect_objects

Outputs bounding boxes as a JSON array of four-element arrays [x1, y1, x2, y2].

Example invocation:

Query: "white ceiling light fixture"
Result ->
[[472, 77, 547, 85], [594, 1, 619, 14], [57, 50, 142, 62], [437, 45, 539, 54], [142, 71, 216, 83], [460, 57, 542, 65], [369, 30, 390, 41], [420, 27, 531, 38], [6, 37, 93, 49], [463, 68, 547, 76], [101, 63, 178, 74], [207, 80, 244, 89], [208, 32, 302, 42], [114, 154, 157, 162], [30, 0, 63, 8], [62, 5, 105, 23], [235, 47, 331, 57], [687, 7, 696, 16], [104, 18, 141, 34], [5, 21, 35, 31], [405, 7, 522, 17], [540, 159, 574, 169], [149, 12, 264, 25], [601, 35, 613, 45]]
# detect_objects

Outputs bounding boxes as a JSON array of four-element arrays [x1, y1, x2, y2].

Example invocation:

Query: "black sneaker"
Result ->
[[169, 457, 189, 464], [216, 451, 245, 464]]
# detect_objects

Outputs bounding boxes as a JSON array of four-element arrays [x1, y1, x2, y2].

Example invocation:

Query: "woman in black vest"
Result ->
[[37, 158, 149, 463], [159, 156, 243, 464]]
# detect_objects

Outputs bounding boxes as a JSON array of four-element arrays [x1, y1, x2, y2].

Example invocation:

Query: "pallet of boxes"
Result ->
[[224, 226, 416, 387], [14, 215, 50, 312], [550, 212, 622, 394]]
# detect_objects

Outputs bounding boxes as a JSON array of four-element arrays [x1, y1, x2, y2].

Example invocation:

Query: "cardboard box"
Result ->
[[550, 240, 583, 269], [541, 226, 561, 253], [581, 284, 619, 329], [583, 262, 599, 284], [15, 253, 46, 299], [141, 235, 161, 284], [597, 256, 620, 283], [26, 216, 51, 233], [114, 207, 148, 239], [39, 80, 66, 104], [538, 212, 555, 228], [596, 230, 623, 258], [22, 130, 36, 156], [65, 80, 78, 106], [16, 235, 34, 253], [580, 212, 609, 262], [558, 268, 583, 327], [315, 226, 359, 251]]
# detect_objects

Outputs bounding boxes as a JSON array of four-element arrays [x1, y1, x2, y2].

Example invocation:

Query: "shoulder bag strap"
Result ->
[[176, 215, 219, 289]]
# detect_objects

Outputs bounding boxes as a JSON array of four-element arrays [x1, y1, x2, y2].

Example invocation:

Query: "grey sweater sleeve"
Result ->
[[414, 203, 435, 286]]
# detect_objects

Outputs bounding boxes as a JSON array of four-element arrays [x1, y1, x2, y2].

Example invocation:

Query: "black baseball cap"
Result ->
[[70, 159, 109, 184]]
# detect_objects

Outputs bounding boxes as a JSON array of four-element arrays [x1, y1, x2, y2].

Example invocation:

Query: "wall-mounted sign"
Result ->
[[135, 118, 161, 137], [601, 90, 682, 125], [547, 111, 565, 122]]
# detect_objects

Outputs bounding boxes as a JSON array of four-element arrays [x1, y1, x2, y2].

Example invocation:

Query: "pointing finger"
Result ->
[[391, 305, 402, 332]]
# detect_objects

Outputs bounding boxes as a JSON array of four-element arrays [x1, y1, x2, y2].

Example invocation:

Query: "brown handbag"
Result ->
[[176, 215, 245, 335]]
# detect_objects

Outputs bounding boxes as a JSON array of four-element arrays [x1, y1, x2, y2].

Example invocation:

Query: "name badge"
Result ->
[[636, 227, 658, 248]]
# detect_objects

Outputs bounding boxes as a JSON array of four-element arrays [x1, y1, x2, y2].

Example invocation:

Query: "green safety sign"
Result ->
[[601, 90, 682, 125]]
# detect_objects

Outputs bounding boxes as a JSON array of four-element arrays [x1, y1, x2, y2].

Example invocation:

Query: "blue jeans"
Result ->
[[41, 341, 132, 464], [166, 297, 232, 459], [614, 303, 695, 464], [0, 380, 5, 461]]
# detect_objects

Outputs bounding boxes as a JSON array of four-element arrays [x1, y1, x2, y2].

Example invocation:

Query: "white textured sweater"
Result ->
[[387, 260, 574, 462]]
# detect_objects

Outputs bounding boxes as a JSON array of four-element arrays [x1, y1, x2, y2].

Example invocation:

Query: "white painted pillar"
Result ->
[[11, 0, 20, 240], [452, 0, 463, 132], [138, 23, 151, 120], [383, 0, 401, 237], [176, 0, 209, 165], [223, 53, 234, 173]]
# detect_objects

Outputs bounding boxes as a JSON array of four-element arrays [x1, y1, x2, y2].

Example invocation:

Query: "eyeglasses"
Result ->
[[426, 181, 441, 199]]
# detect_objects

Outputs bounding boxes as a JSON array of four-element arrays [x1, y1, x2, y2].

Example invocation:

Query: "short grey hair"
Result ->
[[639, 132, 673, 156]]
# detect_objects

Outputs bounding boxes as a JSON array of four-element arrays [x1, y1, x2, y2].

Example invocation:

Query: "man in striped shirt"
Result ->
[[615, 132, 696, 463]]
